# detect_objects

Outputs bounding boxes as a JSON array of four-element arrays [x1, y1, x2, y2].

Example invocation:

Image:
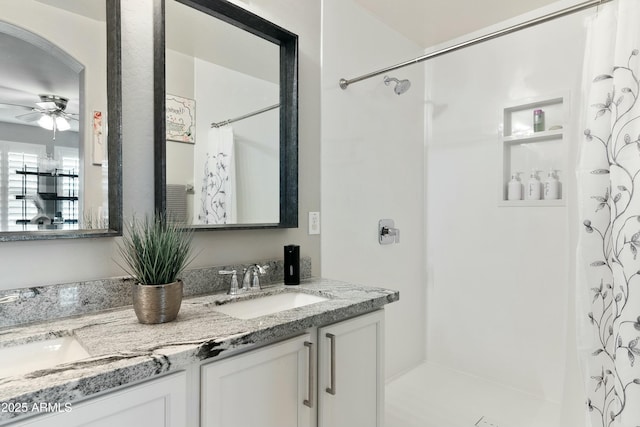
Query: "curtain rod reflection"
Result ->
[[210, 104, 279, 128]]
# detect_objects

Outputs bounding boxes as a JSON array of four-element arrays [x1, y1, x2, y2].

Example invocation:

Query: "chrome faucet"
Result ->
[[242, 264, 269, 291]]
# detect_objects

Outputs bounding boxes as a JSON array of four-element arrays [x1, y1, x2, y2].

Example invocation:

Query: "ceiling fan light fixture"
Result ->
[[12, 94, 76, 137], [37, 114, 54, 130], [55, 115, 70, 131]]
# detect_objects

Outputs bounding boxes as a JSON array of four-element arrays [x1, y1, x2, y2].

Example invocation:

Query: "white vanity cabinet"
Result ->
[[317, 310, 384, 427], [6, 309, 385, 427], [10, 371, 187, 427], [200, 333, 315, 427], [200, 310, 384, 427]]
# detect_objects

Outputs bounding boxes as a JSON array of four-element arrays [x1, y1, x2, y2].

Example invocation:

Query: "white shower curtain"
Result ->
[[198, 127, 237, 224], [577, 1, 640, 426]]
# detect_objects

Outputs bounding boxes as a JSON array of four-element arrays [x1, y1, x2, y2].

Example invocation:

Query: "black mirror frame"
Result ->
[[0, 0, 122, 242], [154, 0, 298, 230]]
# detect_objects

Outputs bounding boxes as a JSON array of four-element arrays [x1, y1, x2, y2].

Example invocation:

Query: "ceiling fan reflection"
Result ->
[[3, 94, 78, 140]]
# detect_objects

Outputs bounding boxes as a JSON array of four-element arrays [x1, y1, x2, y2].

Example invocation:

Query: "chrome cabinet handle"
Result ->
[[304, 341, 314, 408], [326, 333, 336, 395]]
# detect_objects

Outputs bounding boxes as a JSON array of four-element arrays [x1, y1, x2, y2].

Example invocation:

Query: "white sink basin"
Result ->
[[0, 336, 90, 378], [213, 292, 329, 319]]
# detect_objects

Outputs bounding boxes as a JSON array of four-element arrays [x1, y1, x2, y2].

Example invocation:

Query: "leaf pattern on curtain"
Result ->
[[198, 151, 231, 224], [581, 49, 640, 427]]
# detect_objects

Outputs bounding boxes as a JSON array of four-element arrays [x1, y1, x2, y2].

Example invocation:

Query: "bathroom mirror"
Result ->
[[0, 0, 122, 241], [155, 0, 298, 229]]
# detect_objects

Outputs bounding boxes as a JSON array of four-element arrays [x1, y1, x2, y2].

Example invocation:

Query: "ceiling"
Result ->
[[0, 31, 80, 129], [0, 0, 103, 130], [35, 0, 104, 21], [352, 0, 561, 48]]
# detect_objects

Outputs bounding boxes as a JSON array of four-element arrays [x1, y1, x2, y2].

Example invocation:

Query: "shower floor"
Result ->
[[385, 361, 563, 427]]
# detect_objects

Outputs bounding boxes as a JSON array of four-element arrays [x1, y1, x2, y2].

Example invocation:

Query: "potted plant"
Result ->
[[117, 214, 195, 324]]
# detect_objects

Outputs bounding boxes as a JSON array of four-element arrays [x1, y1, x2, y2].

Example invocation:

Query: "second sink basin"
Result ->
[[0, 336, 90, 379], [213, 292, 328, 319]]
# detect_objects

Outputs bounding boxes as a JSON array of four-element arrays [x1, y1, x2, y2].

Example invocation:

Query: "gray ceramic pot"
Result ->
[[132, 280, 183, 324]]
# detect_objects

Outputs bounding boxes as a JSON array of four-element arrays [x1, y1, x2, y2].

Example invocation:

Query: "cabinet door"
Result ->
[[318, 310, 384, 427], [10, 371, 187, 427], [201, 334, 314, 427]]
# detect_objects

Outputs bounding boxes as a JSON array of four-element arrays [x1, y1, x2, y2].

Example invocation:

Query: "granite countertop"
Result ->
[[0, 278, 398, 423]]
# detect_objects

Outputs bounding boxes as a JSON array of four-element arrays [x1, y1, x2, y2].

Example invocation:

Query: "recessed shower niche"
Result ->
[[499, 93, 568, 206]]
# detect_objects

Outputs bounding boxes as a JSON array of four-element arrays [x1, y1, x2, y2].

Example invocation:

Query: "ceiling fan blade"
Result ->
[[0, 103, 32, 111], [61, 112, 79, 121], [16, 111, 42, 122]]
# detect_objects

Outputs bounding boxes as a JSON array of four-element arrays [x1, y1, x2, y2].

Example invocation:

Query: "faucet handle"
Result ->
[[248, 265, 269, 290], [242, 267, 252, 289], [250, 270, 261, 290], [219, 270, 240, 295]]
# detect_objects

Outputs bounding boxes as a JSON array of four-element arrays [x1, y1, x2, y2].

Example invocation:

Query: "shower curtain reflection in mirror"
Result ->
[[197, 127, 236, 224]]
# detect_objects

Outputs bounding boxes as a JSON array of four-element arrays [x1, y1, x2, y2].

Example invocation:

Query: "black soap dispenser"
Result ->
[[284, 244, 300, 285]]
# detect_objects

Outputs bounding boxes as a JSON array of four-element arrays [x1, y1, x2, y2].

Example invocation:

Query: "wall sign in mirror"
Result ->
[[0, 0, 122, 241], [155, 0, 298, 229], [166, 94, 195, 144]]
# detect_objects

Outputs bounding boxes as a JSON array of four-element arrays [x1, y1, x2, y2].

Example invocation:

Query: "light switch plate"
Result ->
[[309, 212, 320, 235]]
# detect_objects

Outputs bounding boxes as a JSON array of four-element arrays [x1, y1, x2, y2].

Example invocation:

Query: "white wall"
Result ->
[[166, 49, 196, 221], [424, 5, 591, 410], [321, 0, 426, 379], [0, 0, 321, 289]]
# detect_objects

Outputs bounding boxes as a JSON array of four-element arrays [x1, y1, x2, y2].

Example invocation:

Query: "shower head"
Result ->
[[383, 75, 411, 95]]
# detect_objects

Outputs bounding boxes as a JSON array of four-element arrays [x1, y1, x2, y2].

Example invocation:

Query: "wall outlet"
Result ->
[[308, 211, 320, 235]]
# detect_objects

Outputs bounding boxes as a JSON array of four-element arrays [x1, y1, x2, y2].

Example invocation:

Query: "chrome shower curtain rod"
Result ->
[[211, 103, 279, 128], [339, 0, 612, 90]]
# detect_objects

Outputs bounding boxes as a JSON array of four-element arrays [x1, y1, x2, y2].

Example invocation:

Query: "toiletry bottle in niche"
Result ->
[[544, 170, 560, 200], [526, 170, 542, 200], [507, 172, 523, 201], [533, 109, 545, 132]]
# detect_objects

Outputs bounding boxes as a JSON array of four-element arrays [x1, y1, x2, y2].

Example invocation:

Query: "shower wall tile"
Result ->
[[424, 7, 590, 406], [321, 0, 426, 380]]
